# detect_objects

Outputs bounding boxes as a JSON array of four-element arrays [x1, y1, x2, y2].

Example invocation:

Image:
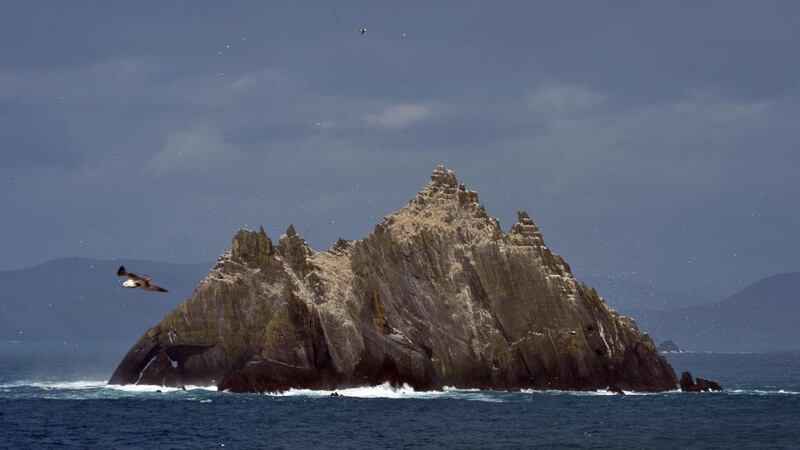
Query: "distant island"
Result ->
[[110, 167, 680, 393], [657, 340, 682, 353]]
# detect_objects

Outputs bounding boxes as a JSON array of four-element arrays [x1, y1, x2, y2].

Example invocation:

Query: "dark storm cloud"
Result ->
[[1, 0, 799, 301]]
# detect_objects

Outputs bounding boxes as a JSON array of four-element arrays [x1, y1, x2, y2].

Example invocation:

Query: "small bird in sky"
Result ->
[[360, 27, 368, 36], [117, 266, 168, 292]]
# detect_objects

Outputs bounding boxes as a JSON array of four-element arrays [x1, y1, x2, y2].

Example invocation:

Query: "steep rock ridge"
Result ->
[[110, 167, 677, 392]]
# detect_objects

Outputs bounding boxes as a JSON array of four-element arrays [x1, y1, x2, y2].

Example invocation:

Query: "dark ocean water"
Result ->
[[1, 342, 799, 449]]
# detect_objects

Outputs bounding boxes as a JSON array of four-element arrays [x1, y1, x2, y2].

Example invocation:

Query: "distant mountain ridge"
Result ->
[[615, 273, 800, 352], [0, 257, 211, 342], [579, 276, 704, 312]]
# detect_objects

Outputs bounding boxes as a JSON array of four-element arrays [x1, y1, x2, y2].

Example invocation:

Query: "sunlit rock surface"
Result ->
[[110, 167, 677, 392]]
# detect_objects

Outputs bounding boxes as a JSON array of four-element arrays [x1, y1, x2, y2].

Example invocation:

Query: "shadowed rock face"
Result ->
[[110, 167, 677, 392]]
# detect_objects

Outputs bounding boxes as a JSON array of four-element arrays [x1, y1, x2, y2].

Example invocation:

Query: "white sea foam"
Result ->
[[728, 389, 800, 396], [269, 382, 446, 399], [2, 380, 798, 399], [0, 380, 106, 390], [267, 383, 660, 400], [259, 383, 504, 402], [0, 380, 218, 393], [518, 388, 681, 396]]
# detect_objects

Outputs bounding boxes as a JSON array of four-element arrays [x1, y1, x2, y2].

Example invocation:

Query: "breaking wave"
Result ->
[[1, 380, 798, 400], [0, 380, 218, 392], [0, 380, 219, 399], [267, 383, 501, 401], [727, 389, 800, 396]]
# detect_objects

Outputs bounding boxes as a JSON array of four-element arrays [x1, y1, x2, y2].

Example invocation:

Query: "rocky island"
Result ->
[[110, 167, 678, 393], [657, 340, 682, 353]]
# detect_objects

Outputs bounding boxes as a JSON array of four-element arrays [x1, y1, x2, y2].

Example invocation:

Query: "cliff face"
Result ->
[[109, 167, 677, 392]]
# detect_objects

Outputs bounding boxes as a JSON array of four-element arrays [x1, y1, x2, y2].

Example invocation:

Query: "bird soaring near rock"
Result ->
[[117, 266, 168, 292]]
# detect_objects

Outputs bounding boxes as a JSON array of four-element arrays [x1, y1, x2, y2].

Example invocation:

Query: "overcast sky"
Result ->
[[1, 1, 799, 300]]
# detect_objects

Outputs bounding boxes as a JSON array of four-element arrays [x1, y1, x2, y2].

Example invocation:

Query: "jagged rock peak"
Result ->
[[510, 210, 543, 241], [425, 167, 478, 205], [278, 224, 315, 276], [231, 226, 273, 267], [279, 224, 310, 249], [384, 166, 500, 242], [430, 165, 458, 187], [420, 166, 479, 205], [517, 210, 533, 224]]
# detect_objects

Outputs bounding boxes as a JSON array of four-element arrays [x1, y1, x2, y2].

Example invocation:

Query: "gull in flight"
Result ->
[[117, 266, 168, 292], [360, 27, 368, 36]]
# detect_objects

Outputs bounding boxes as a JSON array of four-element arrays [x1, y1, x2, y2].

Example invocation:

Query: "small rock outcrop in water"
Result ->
[[606, 384, 626, 396], [680, 371, 723, 392], [657, 340, 682, 353], [109, 167, 677, 393]]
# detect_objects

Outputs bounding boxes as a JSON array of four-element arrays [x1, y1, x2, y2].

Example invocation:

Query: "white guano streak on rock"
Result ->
[[136, 355, 158, 385], [598, 322, 612, 354]]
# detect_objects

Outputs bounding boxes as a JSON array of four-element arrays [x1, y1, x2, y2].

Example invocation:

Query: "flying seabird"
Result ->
[[360, 27, 368, 36], [117, 266, 168, 292]]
